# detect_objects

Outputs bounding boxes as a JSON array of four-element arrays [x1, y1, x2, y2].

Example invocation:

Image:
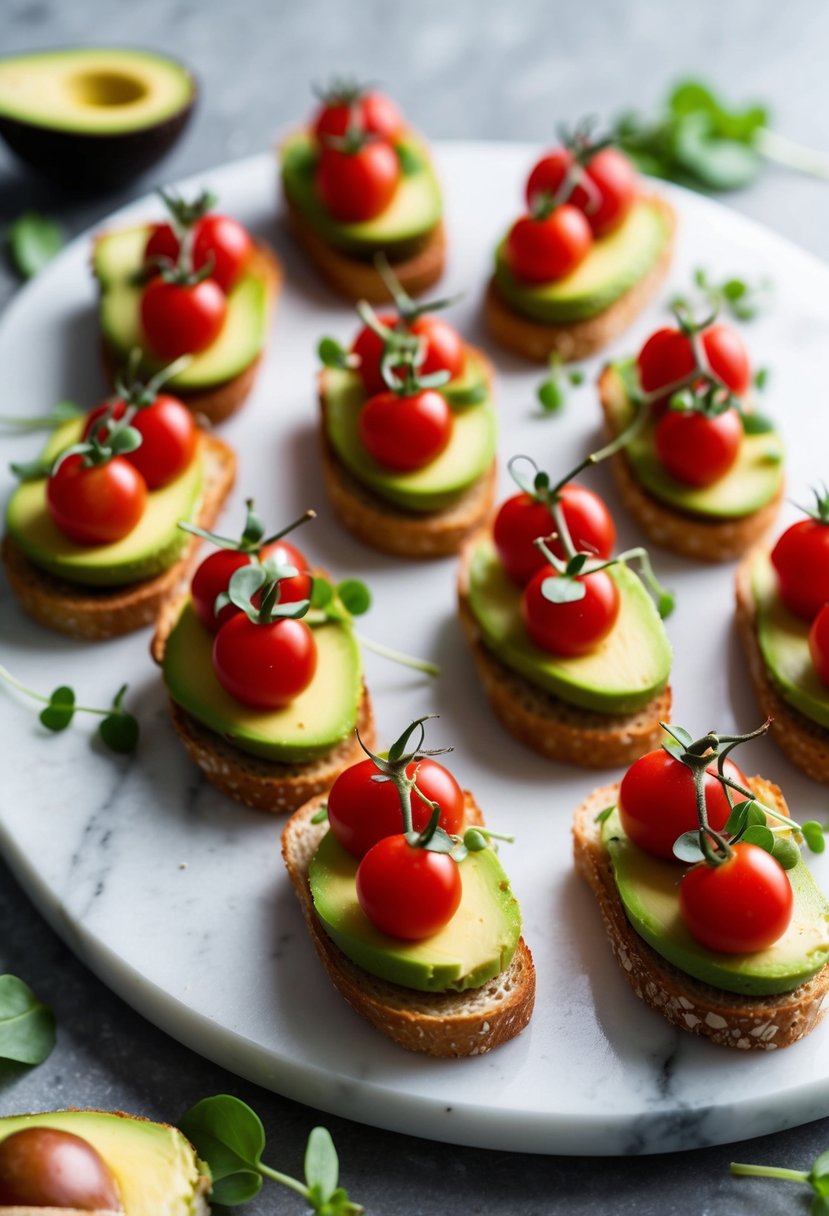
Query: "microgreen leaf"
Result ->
[[565, 553, 588, 576], [811, 1151, 829, 1182], [179, 1095, 265, 1205], [336, 579, 371, 616], [741, 412, 774, 435], [99, 706, 140, 756], [227, 563, 268, 614], [10, 455, 53, 481], [39, 685, 76, 732], [594, 806, 615, 826], [568, 370, 585, 386], [311, 805, 329, 824], [667, 725, 693, 747], [310, 576, 334, 609], [305, 1126, 339, 1204], [741, 824, 775, 852], [723, 800, 751, 837], [387, 717, 428, 764], [538, 380, 565, 413], [8, 211, 64, 278], [0, 974, 55, 1065], [108, 424, 143, 455], [772, 837, 800, 870], [802, 822, 827, 854], [755, 368, 769, 390], [540, 575, 586, 604], [463, 828, 489, 851], [318, 337, 351, 369], [396, 144, 423, 176], [673, 832, 705, 863]]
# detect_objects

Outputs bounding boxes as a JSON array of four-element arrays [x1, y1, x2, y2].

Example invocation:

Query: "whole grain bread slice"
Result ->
[[573, 778, 829, 1049], [281, 790, 535, 1055]]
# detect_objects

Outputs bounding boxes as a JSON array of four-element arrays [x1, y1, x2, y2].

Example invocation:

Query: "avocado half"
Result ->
[[0, 48, 196, 190]]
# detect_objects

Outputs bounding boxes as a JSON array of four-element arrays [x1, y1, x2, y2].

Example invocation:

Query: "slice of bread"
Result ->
[[2, 432, 236, 642], [281, 790, 536, 1055], [484, 197, 675, 363], [573, 778, 829, 1049], [735, 552, 829, 783], [457, 535, 671, 767]]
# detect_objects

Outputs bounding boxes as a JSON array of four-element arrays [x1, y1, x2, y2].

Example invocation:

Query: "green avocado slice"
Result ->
[[467, 540, 671, 714], [5, 420, 205, 587], [162, 603, 362, 763], [280, 129, 442, 258], [0, 1109, 210, 1216], [603, 362, 784, 518], [493, 200, 670, 324], [321, 361, 496, 513], [602, 808, 829, 996], [309, 830, 522, 992]]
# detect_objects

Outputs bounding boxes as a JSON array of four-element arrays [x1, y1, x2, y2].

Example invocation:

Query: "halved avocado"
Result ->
[[0, 49, 196, 190]]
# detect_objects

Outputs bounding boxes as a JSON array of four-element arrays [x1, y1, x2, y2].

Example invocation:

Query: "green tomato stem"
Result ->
[[756, 127, 829, 180], [354, 631, 439, 677], [730, 1161, 810, 1183]]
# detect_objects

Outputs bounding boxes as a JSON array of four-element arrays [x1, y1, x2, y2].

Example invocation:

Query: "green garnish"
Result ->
[[732, 1148, 829, 1213], [0, 665, 139, 754], [0, 974, 56, 1066], [8, 211, 64, 279]]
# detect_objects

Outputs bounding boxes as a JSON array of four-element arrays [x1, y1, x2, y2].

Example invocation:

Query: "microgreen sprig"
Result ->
[[0, 665, 139, 753], [181, 500, 317, 556], [536, 353, 585, 414], [732, 1147, 829, 1214], [671, 267, 773, 323], [0, 974, 55, 1066], [0, 400, 84, 433]]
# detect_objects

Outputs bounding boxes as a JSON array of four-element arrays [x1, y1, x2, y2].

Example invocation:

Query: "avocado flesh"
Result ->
[[281, 130, 442, 258], [467, 540, 671, 714], [493, 201, 669, 324], [163, 603, 362, 763], [0, 1110, 209, 1216], [604, 363, 784, 518], [602, 808, 829, 996], [95, 226, 268, 390], [322, 362, 496, 513], [441, 352, 490, 407], [310, 830, 522, 992], [4, 420, 205, 588]]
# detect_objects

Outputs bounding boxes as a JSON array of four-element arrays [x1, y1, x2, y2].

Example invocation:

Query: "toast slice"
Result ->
[[281, 790, 535, 1055], [573, 778, 829, 1049], [484, 197, 675, 363], [2, 432, 236, 641]]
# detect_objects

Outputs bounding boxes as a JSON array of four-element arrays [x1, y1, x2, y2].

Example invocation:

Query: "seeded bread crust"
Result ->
[[1, 432, 236, 642], [457, 533, 672, 767], [483, 197, 676, 363], [573, 778, 829, 1049], [735, 552, 829, 783], [281, 790, 536, 1056]]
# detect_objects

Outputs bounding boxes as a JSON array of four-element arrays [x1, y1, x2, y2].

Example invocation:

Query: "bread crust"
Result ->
[[2, 432, 236, 642], [281, 791, 535, 1055], [484, 197, 676, 363], [457, 533, 671, 767], [574, 779, 829, 1049]]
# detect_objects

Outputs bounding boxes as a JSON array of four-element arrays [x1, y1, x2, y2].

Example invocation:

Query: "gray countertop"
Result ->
[[2, 1, 829, 1212]]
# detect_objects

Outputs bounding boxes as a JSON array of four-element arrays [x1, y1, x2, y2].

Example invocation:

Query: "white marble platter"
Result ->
[[2, 144, 829, 1155]]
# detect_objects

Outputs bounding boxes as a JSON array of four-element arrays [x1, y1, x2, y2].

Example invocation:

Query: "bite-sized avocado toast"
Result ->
[[281, 717, 535, 1055]]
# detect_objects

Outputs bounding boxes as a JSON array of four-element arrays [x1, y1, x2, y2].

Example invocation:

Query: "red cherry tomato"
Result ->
[[313, 90, 404, 143], [359, 388, 452, 472], [654, 405, 743, 488], [144, 221, 179, 268], [191, 540, 311, 634], [356, 834, 462, 940], [144, 215, 252, 293], [637, 324, 751, 409], [46, 454, 147, 546], [84, 394, 197, 490], [212, 615, 317, 709], [315, 142, 400, 222], [618, 750, 749, 862], [140, 276, 227, 359], [525, 147, 573, 209], [679, 842, 793, 953], [505, 205, 593, 283], [351, 313, 465, 396], [525, 146, 636, 237], [328, 757, 465, 859], [771, 520, 829, 622], [809, 603, 829, 686], [493, 484, 616, 587], [521, 566, 620, 657]]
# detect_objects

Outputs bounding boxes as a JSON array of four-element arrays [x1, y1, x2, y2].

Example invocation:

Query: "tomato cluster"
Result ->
[[351, 311, 464, 397], [311, 85, 405, 223]]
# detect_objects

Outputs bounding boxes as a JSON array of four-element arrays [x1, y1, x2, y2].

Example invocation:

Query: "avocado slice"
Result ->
[[603, 362, 784, 518], [0, 49, 195, 190], [280, 130, 442, 259], [467, 540, 671, 714], [5, 420, 205, 587], [309, 830, 522, 992], [163, 603, 362, 763], [321, 361, 496, 513], [0, 1109, 210, 1215], [492, 201, 670, 324], [602, 808, 829, 996], [94, 226, 269, 390]]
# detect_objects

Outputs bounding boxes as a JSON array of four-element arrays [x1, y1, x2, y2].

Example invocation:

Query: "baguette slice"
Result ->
[[735, 551, 829, 783], [484, 197, 675, 363], [2, 432, 236, 642], [98, 239, 282, 426], [282, 790, 535, 1056], [457, 535, 671, 767], [573, 778, 829, 1049]]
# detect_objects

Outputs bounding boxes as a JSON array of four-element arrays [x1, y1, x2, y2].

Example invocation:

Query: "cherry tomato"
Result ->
[[0, 1126, 122, 1210], [356, 834, 462, 940], [359, 388, 452, 472], [351, 313, 465, 397], [505, 205, 592, 283], [145, 215, 252, 293], [771, 519, 829, 622], [313, 90, 404, 143], [521, 566, 620, 657], [315, 142, 400, 222], [84, 393, 197, 490], [679, 842, 793, 953], [654, 405, 742, 488], [191, 540, 311, 634], [637, 324, 751, 408], [47, 454, 147, 546], [525, 147, 573, 209], [144, 221, 179, 268], [212, 615, 316, 709], [809, 603, 829, 686], [140, 276, 227, 359], [618, 750, 749, 862], [493, 484, 616, 587], [328, 757, 465, 859], [525, 146, 636, 237]]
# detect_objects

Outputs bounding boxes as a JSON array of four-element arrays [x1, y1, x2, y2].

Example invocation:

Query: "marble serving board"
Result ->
[[2, 145, 829, 1155]]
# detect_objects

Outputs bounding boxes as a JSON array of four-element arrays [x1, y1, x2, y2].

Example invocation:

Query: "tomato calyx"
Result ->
[[11, 405, 143, 484], [111, 347, 193, 413], [182, 498, 316, 560], [795, 483, 829, 527], [562, 116, 616, 168]]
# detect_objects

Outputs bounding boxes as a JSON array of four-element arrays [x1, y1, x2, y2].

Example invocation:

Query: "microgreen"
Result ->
[[0, 665, 139, 754], [0, 974, 55, 1066], [10, 401, 143, 482], [0, 401, 84, 433], [671, 268, 773, 322], [8, 211, 64, 279], [536, 353, 586, 415], [732, 1145, 829, 1213]]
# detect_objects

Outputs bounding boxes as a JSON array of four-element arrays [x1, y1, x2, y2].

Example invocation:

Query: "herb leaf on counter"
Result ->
[[0, 974, 56, 1065]]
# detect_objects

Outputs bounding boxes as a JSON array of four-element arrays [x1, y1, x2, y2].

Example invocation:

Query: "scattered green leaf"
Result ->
[[39, 685, 76, 732], [8, 211, 64, 279], [0, 974, 55, 1065]]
